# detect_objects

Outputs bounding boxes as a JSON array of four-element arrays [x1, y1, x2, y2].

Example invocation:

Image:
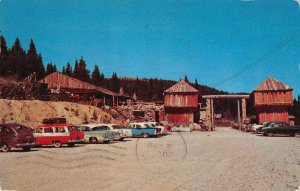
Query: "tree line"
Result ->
[[1, 35, 299, 123]]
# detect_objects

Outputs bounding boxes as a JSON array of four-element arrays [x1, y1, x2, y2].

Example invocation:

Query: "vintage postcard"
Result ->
[[0, 1, 299, 191]]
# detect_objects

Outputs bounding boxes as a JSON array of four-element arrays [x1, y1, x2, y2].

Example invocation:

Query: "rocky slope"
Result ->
[[0, 99, 124, 128]]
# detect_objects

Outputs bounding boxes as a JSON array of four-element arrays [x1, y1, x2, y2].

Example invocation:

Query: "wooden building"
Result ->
[[41, 72, 131, 106], [164, 80, 199, 124], [252, 77, 293, 124]]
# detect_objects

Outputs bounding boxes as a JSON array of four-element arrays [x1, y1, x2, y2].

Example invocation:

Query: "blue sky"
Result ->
[[0, 0, 300, 96]]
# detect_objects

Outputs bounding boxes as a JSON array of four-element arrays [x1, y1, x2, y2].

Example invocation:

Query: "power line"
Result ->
[[213, 28, 300, 88]]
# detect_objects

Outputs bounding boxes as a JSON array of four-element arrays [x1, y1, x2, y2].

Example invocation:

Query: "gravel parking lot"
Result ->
[[1, 128, 299, 191]]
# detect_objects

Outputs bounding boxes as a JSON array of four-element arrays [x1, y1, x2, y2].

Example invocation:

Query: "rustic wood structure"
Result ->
[[202, 95, 249, 131], [41, 72, 131, 106], [252, 77, 293, 124], [164, 80, 199, 124]]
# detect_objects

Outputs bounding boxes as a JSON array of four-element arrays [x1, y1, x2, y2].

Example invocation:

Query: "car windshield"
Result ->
[[112, 125, 121, 129], [15, 125, 32, 132], [68, 126, 79, 131], [93, 126, 109, 131]]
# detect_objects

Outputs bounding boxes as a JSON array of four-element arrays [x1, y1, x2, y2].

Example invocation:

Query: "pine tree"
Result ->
[[65, 62, 72, 76], [110, 72, 120, 92], [8, 37, 26, 78], [46, 62, 57, 75], [53, 64, 57, 72], [184, 75, 189, 82], [77, 57, 90, 82], [73, 60, 79, 78], [62, 66, 66, 74], [36, 53, 45, 79], [195, 79, 199, 86], [91, 64, 101, 85], [0, 36, 9, 76], [25, 39, 45, 79]]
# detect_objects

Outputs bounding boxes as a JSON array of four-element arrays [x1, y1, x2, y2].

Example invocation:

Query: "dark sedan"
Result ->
[[0, 123, 36, 152], [261, 122, 300, 137]]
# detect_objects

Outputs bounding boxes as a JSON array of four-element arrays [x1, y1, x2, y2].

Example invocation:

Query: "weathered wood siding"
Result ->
[[42, 72, 95, 90], [253, 90, 293, 106], [256, 106, 289, 123], [165, 108, 195, 124], [164, 94, 198, 107]]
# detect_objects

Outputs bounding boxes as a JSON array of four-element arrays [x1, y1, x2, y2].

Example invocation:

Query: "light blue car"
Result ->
[[127, 123, 158, 138]]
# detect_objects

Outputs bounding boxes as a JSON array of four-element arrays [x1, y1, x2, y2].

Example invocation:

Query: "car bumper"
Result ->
[[15, 142, 37, 148], [68, 139, 84, 143]]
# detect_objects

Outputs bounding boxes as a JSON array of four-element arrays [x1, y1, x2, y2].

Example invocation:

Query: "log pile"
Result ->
[[0, 82, 49, 100]]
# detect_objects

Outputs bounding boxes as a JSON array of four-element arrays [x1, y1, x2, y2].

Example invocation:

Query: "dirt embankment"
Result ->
[[0, 99, 124, 128]]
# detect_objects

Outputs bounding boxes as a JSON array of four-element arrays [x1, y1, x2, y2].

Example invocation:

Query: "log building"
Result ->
[[252, 77, 293, 124], [164, 80, 199, 124], [41, 72, 131, 106]]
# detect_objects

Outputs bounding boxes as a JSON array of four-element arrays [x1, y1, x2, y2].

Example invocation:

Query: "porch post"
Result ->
[[237, 99, 241, 131]]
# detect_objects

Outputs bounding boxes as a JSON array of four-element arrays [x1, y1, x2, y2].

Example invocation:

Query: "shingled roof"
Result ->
[[254, 77, 292, 91], [164, 80, 199, 93]]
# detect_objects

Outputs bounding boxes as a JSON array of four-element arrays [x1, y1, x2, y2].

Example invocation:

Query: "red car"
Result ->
[[33, 124, 84, 148], [0, 123, 36, 152]]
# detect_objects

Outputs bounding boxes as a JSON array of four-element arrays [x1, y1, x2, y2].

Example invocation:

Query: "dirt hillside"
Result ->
[[0, 99, 124, 128]]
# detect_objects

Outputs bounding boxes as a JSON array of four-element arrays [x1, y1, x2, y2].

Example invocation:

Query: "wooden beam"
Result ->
[[206, 99, 211, 131], [242, 98, 246, 122], [202, 95, 249, 99], [211, 99, 214, 131], [237, 99, 241, 131]]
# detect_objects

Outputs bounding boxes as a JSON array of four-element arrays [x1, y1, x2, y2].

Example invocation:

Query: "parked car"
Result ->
[[34, 124, 84, 147], [145, 122, 168, 134], [127, 122, 158, 138], [0, 123, 36, 152], [261, 122, 300, 137], [105, 124, 133, 140], [77, 124, 121, 143], [251, 122, 272, 133]]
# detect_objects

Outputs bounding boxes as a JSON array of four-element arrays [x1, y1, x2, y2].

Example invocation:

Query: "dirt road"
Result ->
[[1, 128, 299, 191]]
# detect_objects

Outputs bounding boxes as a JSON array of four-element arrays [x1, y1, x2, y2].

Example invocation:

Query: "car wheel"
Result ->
[[53, 141, 62, 148], [22, 147, 31, 152], [89, 137, 98, 144], [103, 140, 110, 144], [119, 137, 124, 141], [142, 133, 149, 138], [267, 132, 273, 137], [67, 143, 75, 147], [263, 132, 268, 136], [1, 144, 10, 152]]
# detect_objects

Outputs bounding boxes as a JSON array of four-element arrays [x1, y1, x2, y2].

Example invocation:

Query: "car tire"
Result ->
[[1, 144, 10, 152], [263, 132, 268, 136], [67, 143, 75, 147], [142, 133, 149, 138], [267, 132, 273, 137], [103, 140, 110, 144], [53, 141, 62, 148], [22, 147, 31, 152], [119, 137, 124, 141], [89, 137, 98, 144]]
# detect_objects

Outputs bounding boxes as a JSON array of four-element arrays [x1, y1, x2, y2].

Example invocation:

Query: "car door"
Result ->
[[0, 125, 17, 147], [279, 123, 290, 134], [37, 127, 55, 145]]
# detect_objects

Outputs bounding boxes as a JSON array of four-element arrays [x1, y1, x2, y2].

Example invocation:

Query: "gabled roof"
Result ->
[[41, 72, 118, 96], [254, 77, 292, 91], [164, 80, 198, 93]]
